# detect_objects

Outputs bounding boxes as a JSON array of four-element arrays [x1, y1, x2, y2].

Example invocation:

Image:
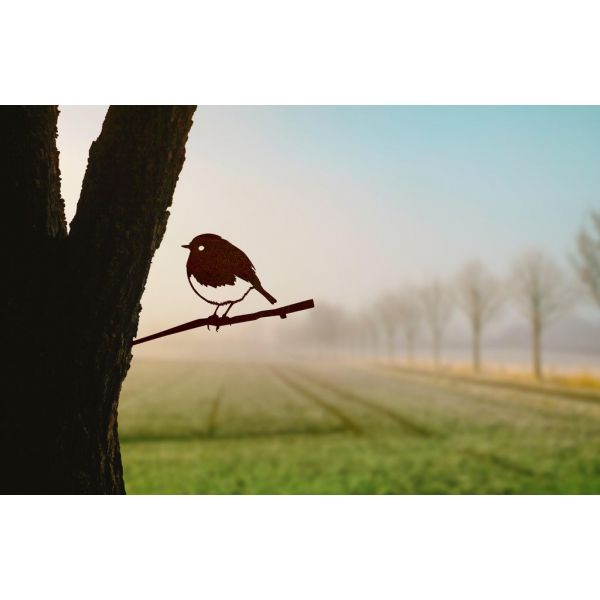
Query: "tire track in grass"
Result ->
[[271, 368, 363, 435], [358, 362, 595, 428], [374, 363, 600, 408], [289, 365, 540, 478], [294, 368, 439, 438]]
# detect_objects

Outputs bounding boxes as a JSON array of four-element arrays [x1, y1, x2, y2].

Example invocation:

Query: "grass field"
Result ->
[[119, 358, 600, 494]]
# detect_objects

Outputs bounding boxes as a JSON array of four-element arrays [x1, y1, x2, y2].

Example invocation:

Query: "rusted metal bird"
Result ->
[[182, 234, 277, 320]]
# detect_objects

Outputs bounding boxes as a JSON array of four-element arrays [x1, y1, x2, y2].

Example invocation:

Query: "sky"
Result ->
[[56, 106, 600, 358]]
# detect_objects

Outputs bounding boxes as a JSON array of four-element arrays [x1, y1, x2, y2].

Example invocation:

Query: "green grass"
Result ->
[[119, 358, 600, 494]]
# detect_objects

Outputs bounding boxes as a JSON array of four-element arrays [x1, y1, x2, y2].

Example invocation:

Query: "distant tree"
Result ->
[[396, 288, 421, 364], [511, 250, 573, 380], [455, 261, 503, 373], [573, 210, 600, 308], [356, 310, 380, 358], [419, 280, 454, 368], [376, 293, 401, 359]]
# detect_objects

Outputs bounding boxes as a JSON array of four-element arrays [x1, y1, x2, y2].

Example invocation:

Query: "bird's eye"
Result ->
[[198, 245, 205, 252]]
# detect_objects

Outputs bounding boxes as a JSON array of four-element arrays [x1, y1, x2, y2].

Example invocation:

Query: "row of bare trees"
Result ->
[[298, 211, 600, 380]]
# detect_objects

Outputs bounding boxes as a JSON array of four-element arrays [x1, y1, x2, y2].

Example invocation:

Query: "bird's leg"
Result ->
[[207, 304, 220, 332], [213, 304, 224, 332], [221, 301, 234, 319], [219, 287, 253, 323]]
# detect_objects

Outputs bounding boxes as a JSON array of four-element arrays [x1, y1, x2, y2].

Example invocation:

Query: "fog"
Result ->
[[57, 106, 600, 370]]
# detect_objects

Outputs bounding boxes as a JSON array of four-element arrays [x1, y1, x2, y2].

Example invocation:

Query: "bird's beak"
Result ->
[[181, 244, 190, 249]]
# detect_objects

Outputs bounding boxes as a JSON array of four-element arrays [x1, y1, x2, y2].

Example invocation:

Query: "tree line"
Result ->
[[297, 210, 600, 380]]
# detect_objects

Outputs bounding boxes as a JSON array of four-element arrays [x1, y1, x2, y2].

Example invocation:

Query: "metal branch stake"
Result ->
[[132, 299, 315, 346]]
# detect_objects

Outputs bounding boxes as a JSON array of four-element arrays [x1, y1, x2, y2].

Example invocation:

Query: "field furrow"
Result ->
[[272, 367, 363, 434], [118, 359, 600, 494]]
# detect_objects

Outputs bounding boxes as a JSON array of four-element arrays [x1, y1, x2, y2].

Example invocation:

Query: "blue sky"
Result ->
[[205, 106, 599, 262], [57, 106, 600, 345]]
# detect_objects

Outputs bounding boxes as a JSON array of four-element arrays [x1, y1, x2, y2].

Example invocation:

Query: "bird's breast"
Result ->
[[191, 276, 253, 305]]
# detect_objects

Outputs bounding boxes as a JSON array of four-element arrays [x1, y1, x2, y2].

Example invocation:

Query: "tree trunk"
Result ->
[[532, 317, 543, 380], [433, 331, 441, 369], [472, 324, 481, 373], [0, 105, 196, 493]]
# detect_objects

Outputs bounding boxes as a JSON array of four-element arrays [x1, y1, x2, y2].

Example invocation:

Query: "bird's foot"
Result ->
[[207, 313, 222, 332]]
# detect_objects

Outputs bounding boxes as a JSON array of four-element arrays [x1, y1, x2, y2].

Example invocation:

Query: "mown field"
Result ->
[[119, 358, 600, 494]]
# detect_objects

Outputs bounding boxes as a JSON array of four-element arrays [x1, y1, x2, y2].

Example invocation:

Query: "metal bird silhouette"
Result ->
[[182, 234, 277, 320]]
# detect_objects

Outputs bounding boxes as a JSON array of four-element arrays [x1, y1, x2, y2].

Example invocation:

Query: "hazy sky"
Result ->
[[57, 106, 600, 355]]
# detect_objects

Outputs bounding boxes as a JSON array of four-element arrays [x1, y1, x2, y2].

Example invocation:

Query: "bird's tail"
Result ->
[[255, 284, 277, 305]]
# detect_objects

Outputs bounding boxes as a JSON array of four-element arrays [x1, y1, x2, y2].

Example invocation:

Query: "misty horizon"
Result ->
[[56, 106, 600, 367]]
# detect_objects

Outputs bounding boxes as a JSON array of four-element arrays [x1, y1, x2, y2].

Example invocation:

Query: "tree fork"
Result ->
[[1, 106, 196, 493]]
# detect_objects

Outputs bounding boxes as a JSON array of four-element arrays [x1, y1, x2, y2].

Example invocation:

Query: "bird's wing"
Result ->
[[226, 242, 261, 286], [187, 253, 237, 287]]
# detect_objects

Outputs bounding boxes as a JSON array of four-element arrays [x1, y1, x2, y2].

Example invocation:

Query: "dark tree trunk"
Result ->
[[0, 105, 196, 493]]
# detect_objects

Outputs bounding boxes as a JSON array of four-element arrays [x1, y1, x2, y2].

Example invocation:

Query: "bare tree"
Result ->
[[573, 210, 600, 308], [420, 280, 454, 368], [376, 293, 401, 359], [396, 288, 421, 364], [1, 106, 195, 493], [355, 310, 380, 358], [455, 261, 503, 372], [511, 249, 573, 380]]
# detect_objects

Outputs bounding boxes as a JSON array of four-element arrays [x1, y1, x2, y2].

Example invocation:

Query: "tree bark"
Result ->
[[0, 105, 196, 493], [1, 106, 68, 493]]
